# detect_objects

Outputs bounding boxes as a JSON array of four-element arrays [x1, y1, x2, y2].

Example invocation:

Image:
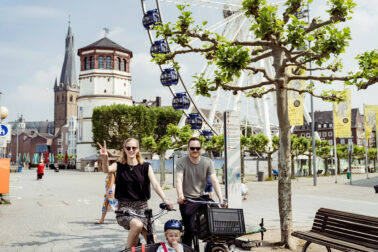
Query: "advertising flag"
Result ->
[[288, 67, 305, 126], [364, 105, 378, 140], [333, 90, 351, 138]]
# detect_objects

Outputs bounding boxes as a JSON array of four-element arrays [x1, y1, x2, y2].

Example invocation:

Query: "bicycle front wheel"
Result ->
[[206, 244, 229, 252]]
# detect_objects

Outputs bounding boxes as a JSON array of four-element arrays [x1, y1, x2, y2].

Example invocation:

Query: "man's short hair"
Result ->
[[188, 137, 202, 147]]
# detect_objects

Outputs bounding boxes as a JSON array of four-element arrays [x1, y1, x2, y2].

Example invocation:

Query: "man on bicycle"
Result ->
[[176, 137, 225, 247]]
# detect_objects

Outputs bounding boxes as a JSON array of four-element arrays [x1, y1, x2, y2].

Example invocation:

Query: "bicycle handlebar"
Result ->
[[184, 198, 228, 205], [115, 203, 175, 218]]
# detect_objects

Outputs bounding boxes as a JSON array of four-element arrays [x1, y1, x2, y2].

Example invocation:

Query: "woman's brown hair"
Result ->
[[120, 138, 143, 165]]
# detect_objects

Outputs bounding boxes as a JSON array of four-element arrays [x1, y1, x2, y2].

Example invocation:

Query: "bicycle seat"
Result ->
[[121, 243, 195, 252]]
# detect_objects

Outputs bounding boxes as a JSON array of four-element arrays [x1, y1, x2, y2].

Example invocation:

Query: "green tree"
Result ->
[[290, 135, 310, 178], [200, 134, 224, 159], [352, 145, 365, 165], [336, 144, 348, 174], [142, 124, 193, 188], [367, 148, 377, 171], [152, 0, 378, 247], [259, 135, 279, 179], [151, 107, 182, 141], [316, 140, 331, 175]]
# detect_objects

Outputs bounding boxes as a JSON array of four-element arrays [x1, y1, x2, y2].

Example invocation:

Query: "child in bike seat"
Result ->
[[157, 219, 184, 252]]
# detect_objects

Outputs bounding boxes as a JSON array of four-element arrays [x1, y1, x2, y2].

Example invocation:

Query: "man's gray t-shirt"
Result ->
[[176, 156, 215, 198]]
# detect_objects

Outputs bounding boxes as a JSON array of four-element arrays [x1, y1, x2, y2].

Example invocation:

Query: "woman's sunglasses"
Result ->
[[125, 146, 138, 151], [189, 147, 201, 151]]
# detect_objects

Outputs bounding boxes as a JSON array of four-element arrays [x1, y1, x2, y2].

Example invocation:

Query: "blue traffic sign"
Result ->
[[0, 124, 8, 136]]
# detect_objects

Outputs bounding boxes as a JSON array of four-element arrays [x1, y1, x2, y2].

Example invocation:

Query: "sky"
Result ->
[[0, 0, 377, 125]]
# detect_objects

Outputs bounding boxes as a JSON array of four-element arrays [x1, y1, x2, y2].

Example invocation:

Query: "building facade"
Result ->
[[76, 37, 133, 169], [293, 108, 366, 146]]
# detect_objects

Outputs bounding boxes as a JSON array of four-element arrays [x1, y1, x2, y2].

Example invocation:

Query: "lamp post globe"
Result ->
[[0, 106, 7, 120]]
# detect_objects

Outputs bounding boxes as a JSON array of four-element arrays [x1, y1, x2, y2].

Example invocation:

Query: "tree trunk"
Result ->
[[241, 149, 245, 183], [275, 86, 294, 249], [160, 151, 166, 188], [267, 153, 272, 178], [291, 155, 295, 179], [325, 158, 329, 175], [308, 154, 312, 176]]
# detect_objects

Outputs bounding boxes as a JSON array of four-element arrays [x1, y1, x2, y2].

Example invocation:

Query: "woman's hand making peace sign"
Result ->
[[97, 141, 108, 158]]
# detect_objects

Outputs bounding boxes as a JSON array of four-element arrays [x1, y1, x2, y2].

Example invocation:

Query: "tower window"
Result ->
[[116, 57, 121, 70], [57, 96, 59, 102], [84, 57, 88, 70], [70, 95, 73, 102], [122, 59, 126, 71], [106, 56, 112, 69], [89, 56, 94, 69], [104, 89, 107, 93], [98, 56, 104, 69]]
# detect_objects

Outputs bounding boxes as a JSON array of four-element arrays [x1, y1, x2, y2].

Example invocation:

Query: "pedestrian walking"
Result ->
[[37, 161, 44, 180], [95, 171, 118, 224], [97, 138, 174, 249]]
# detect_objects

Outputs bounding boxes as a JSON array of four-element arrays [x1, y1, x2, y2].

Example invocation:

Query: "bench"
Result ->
[[122, 243, 195, 252], [292, 208, 378, 252]]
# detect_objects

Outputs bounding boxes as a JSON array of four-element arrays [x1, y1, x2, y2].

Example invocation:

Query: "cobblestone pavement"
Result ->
[[1, 168, 377, 252]]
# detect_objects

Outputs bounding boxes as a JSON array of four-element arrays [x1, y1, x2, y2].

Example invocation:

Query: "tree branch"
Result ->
[[284, 87, 344, 102], [250, 51, 273, 63], [288, 74, 353, 82], [305, 16, 344, 34], [245, 66, 275, 82], [219, 80, 275, 91]]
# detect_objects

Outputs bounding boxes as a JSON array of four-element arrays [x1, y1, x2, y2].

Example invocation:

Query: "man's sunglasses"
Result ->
[[189, 147, 201, 151], [125, 146, 138, 151]]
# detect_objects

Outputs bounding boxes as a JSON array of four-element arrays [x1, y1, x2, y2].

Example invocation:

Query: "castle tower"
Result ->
[[76, 36, 133, 167], [54, 24, 79, 133]]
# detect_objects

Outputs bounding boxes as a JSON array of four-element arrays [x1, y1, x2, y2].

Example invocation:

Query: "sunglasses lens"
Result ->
[[126, 147, 137, 151], [190, 147, 201, 151]]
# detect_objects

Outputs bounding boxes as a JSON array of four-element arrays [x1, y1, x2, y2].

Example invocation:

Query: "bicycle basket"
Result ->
[[196, 205, 245, 241]]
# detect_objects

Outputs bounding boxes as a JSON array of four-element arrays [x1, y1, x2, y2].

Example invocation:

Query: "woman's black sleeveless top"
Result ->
[[115, 162, 151, 201]]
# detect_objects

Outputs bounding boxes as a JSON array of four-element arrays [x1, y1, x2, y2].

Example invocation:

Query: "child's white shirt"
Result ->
[[156, 242, 184, 252]]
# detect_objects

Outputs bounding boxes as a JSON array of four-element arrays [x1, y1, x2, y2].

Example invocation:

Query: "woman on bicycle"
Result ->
[[98, 138, 174, 249]]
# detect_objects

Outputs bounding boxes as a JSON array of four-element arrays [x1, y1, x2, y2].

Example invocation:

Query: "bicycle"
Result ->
[[115, 203, 195, 252], [184, 198, 266, 252]]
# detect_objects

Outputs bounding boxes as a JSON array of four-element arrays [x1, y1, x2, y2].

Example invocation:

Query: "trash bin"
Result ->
[[18, 166, 22, 173], [257, 171, 264, 182], [346, 172, 351, 179], [374, 185, 378, 194]]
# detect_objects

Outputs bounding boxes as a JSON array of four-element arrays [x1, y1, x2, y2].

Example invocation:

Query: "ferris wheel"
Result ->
[[140, 0, 284, 140]]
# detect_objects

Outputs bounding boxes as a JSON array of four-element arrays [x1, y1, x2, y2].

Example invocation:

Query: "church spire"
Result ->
[[59, 21, 78, 91]]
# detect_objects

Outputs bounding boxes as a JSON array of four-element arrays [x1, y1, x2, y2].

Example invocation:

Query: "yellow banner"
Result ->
[[364, 105, 378, 140], [333, 90, 351, 138], [288, 67, 305, 126]]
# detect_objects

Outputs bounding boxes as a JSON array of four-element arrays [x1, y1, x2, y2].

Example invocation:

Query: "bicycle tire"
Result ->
[[208, 244, 229, 252]]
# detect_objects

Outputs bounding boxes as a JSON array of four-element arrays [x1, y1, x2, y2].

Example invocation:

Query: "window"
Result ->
[[58, 139, 62, 145], [328, 131, 332, 137], [306, 133, 310, 137], [323, 124, 327, 128], [329, 140, 333, 145], [104, 89, 107, 93], [84, 57, 88, 70], [122, 59, 126, 71], [318, 124, 322, 129], [301, 133, 305, 137], [98, 56, 104, 69], [89, 56, 94, 69], [322, 132, 327, 137], [116, 57, 121, 70], [106, 56, 112, 69], [57, 96, 59, 102], [329, 123, 333, 128], [348, 139, 353, 144], [70, 95, 73, 102], [340, 139, 345, 145]]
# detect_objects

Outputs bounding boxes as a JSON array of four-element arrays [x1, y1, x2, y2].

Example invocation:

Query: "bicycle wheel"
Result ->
[[207, 244, 229, 252]]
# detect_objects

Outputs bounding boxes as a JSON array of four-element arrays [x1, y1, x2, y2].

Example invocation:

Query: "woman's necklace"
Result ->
[[127, 163, 137, 171]]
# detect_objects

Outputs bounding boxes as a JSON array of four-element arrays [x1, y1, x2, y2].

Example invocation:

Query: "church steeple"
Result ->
[[59, 23, 78, 91]]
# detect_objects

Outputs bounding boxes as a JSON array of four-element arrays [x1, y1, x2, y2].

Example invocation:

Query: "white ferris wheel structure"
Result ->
[[140, 0, 317, 141]]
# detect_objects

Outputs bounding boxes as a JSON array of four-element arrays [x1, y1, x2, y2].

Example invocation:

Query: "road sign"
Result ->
[[0, 124, 8, 136]]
